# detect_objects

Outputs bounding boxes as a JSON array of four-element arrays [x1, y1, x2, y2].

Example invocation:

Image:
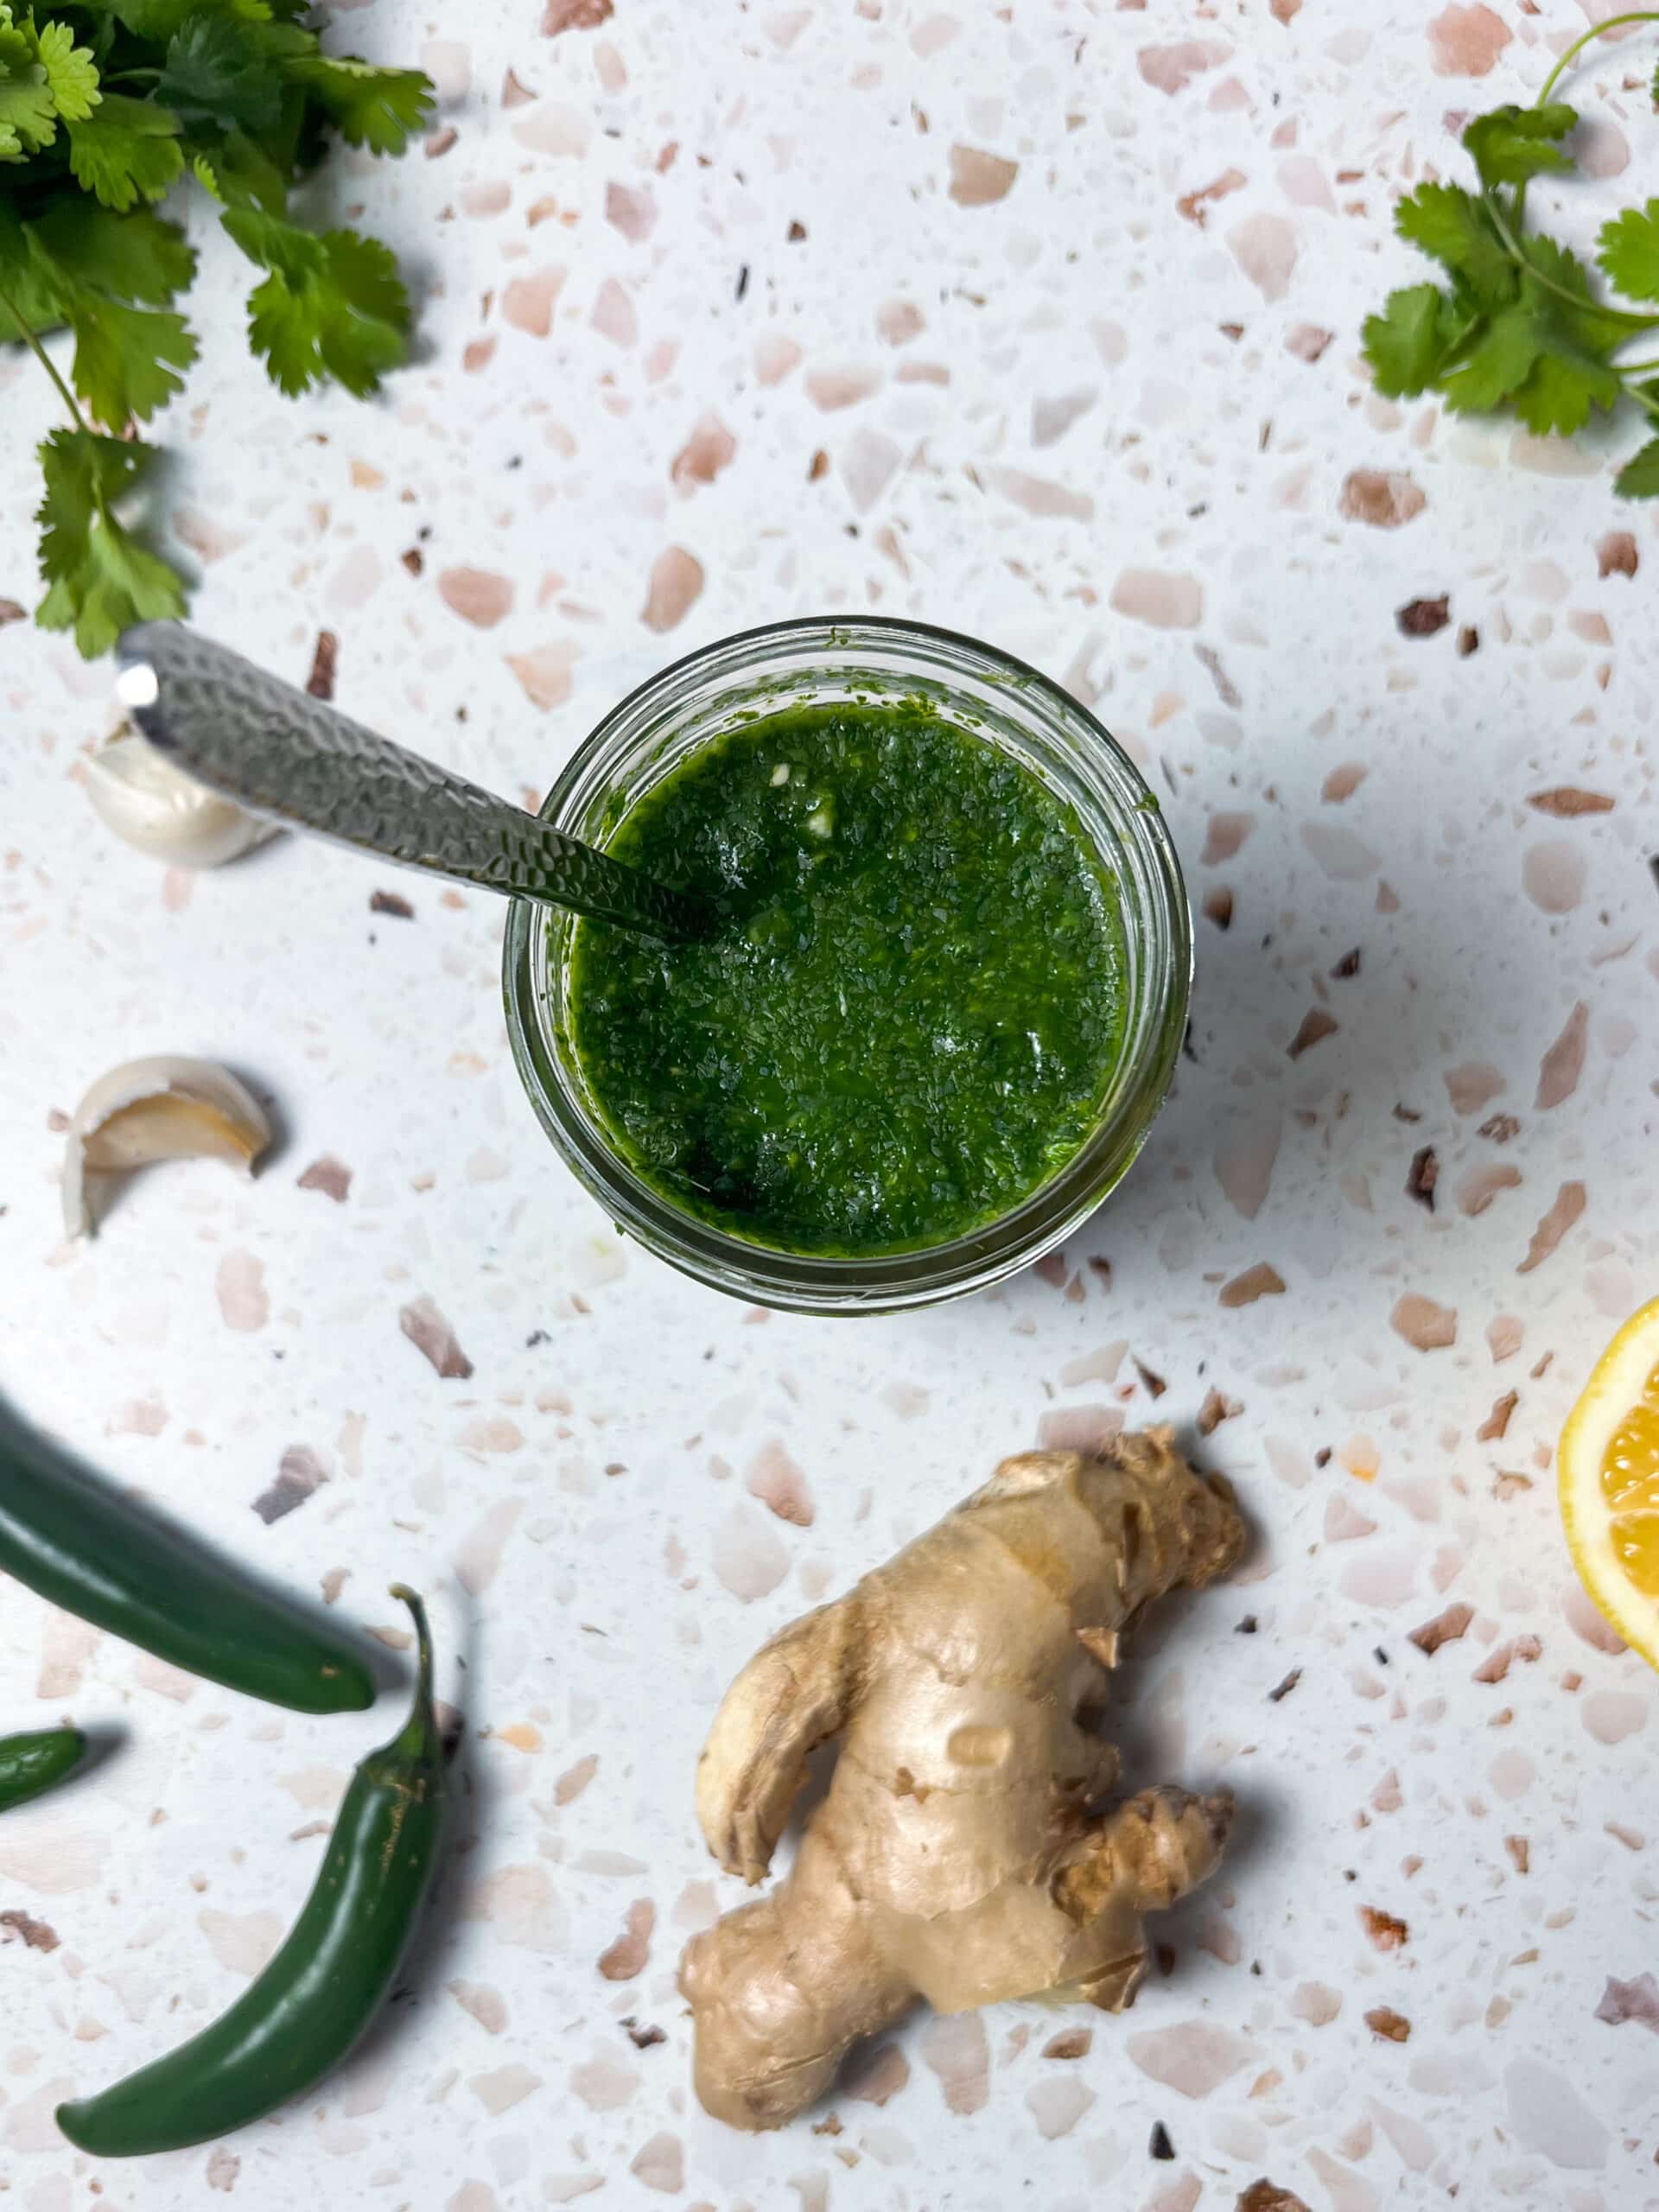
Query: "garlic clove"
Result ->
[[85, 724, 276, 869], [62, 1057, 273, 1238]]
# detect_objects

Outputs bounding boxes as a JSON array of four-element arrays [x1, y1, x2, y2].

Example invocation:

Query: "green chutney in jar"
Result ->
[[566, 701, 1128, 1257]]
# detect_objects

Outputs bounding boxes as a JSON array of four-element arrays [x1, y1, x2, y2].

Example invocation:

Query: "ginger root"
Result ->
[[678, 1427, 1245, 2130]]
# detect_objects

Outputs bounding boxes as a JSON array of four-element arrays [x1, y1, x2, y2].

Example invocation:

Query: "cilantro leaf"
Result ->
[[156, 10, 303, 136], [1517, 232, 1636, 356], [11, 193, 197, 426], [224, 207, 409, 395], [0, 13, 58, 159], [1597, 200, 1659, 304], [1462, 102, 1577, 188], [1362, 283, 1468, 397], [1614, 435, 1659, 497], [67, 292, 197, 423], [0, 188, 58, 334], [287, 54, 432, 155], [29, 15, 100, 123], [1395, 183, 1516, 307], [1440, 302, 1542, 414], [3, 0, 429, 655], [35, 425, 186, 658], [91, 0, 274, 41], [192, 125, 288, 213], [29, 198, 194, 304], [1510, 318, 1623, 437], [67, 92, 183, 208]]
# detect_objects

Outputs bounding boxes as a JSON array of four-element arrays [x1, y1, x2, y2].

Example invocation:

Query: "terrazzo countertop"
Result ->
[[3, 2, 1659, 2206]]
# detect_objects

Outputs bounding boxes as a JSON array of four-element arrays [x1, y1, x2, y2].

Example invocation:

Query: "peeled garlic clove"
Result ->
[[85, 724, 276, 869], [62, 1057, 273, 1239]]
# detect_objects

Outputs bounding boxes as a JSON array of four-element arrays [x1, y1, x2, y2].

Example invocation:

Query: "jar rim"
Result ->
[[503, 616, 1192, 1313]]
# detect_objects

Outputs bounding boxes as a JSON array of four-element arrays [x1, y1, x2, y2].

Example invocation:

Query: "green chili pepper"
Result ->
[[0, 1727, 87, 1813], [0, 1398, 373, 1715], [58, 1585, 447, 2159]]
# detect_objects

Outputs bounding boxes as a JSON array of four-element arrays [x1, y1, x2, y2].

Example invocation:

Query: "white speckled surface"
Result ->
[[3, 2, 1659, 2206]]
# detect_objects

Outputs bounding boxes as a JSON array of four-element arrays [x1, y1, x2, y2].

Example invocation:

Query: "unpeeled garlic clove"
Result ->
[[85, 723, 276, 869], [62, 1057, 273, 1239]]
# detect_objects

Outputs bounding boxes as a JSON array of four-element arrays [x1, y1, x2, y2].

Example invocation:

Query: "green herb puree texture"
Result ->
[[568, 703, 1127, 1255]]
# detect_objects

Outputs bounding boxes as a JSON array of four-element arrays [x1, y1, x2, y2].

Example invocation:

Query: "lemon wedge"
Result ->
[[1559, 1298, 1659, 1671]]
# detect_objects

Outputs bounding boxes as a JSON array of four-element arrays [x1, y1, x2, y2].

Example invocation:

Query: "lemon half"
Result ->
[[1560, 1296, 1659, 1671]]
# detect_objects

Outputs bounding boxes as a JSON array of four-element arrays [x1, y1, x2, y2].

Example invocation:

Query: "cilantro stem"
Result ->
[[1535, 11, 1659, 108], [1518, 10, 1659, 226], [0, 282, 88, 434], [1483, 190, 1659, 330]]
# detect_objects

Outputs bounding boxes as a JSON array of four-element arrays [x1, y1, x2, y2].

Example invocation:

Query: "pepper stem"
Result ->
[[386, 1583, 439, 1759]]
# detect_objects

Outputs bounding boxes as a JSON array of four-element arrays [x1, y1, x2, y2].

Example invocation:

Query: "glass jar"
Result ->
[[502, 617, 1191, 1314]]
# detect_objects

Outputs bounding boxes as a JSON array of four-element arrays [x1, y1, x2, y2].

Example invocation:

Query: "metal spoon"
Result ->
[[114, 622, 710, 942]]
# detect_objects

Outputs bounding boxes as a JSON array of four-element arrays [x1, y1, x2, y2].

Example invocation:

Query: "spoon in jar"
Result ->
[[113, 621, 712, 942]]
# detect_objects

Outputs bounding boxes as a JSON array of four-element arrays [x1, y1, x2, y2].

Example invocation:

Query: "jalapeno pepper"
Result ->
[[57, 1585, 448, 2159], [0, 1397, 374, 1715], [0, 1726, 86, 1813]]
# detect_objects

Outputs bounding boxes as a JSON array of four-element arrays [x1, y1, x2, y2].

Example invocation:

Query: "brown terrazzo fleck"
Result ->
[[744, 1440, 815, 1527], [1177, 169, 1247, 227], [597, 1899, 654, 1981], [216, 1250, 268, 1333], [252, 1444, 328, 1525], [641, 547, 703, 632], [1596, 531, 1638, 579], [1427, 3, 1510, 75], [1339, 470, 1425, 528], [305, 630, 338, 700], [1408, 1603, 1473, 1656], [947, 145, 1018, 207], [296, 1155, 353, 1204], [1359, 1906, 1408, 1952], [1477, 1391, 1518, 1441], [1198, 1386, 1243, 1436], [1457, 1163, 1522, 1217], [399, 1296, 474, 1379], [920, 2012, 991, 2114], [1517, 1183, 1586, 1274], [0, 1909, 60, 1952], [1396, 596, 1449, 638], [1287, 1009, 1338, 1059], [1528, 787, 1614, 818], [1535, 1004, 1588, 1109], [1043, 2028, 1092, 2060], [1390, 1294, 1457, 1352], [1595, 1974, 1659, 2033], [543, 0, 612, 28], [438, 568, 514, 628], [1405, 1147, 1437, 1211]]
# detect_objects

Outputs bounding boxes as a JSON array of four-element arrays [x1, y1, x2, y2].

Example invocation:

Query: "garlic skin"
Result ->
[[85, 725, 276, 869], [62, 1057, 273, 1239]]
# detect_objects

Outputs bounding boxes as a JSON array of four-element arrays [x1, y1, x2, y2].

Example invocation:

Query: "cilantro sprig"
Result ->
[[0, 0, 431, 655], [1363, 12, 1659, 499]]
